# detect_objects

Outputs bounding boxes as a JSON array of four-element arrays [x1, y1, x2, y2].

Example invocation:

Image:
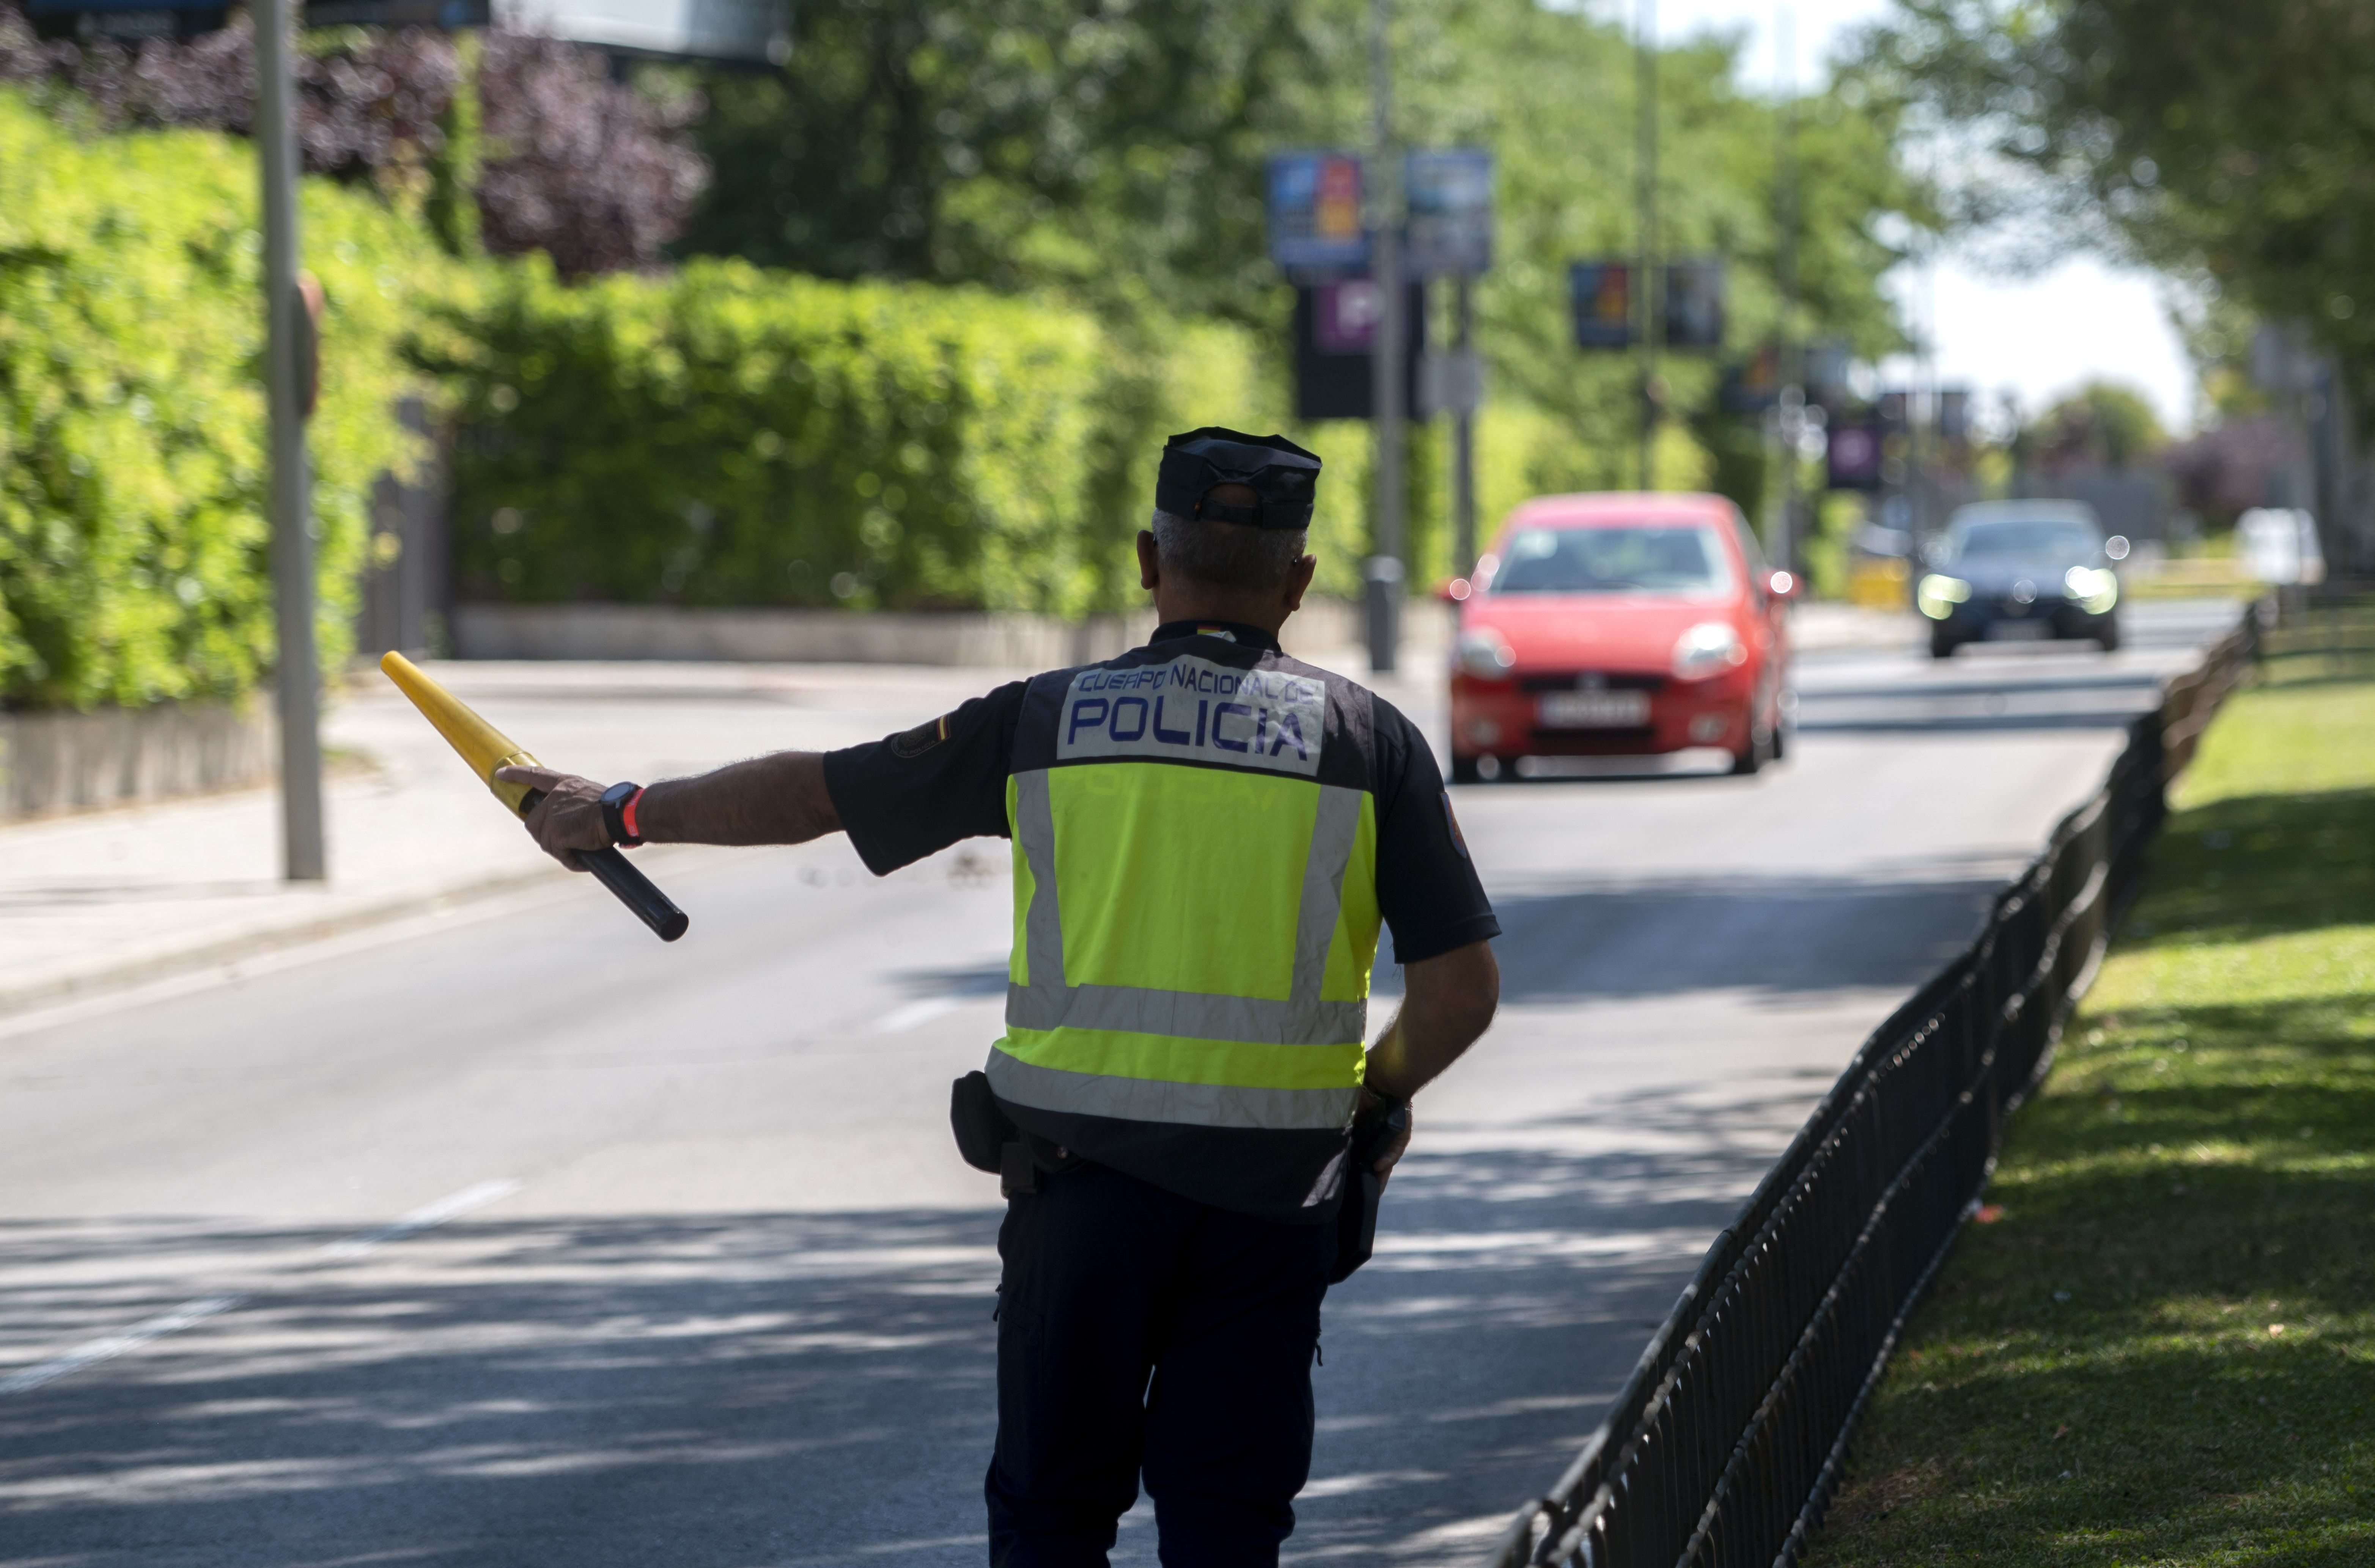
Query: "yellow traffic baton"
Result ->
[[379, 652, 689, 941]]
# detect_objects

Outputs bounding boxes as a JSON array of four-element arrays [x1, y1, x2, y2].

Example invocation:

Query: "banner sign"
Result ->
[[1826, 419, 1883, 491], [1570, 262, 1635, 349], [1294, 283, 1424, 421], [1404, 149, 1494, 277], [1719, 344, 1781, 413], [1268, 153, 1369, 276], [1664, 260, 1725, 349]]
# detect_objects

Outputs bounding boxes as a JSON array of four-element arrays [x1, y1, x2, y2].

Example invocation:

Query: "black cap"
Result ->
[[1155, 427, 1322, 531]]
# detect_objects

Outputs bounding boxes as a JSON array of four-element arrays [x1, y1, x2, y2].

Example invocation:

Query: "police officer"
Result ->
[[501, 428, 1501, 1567]]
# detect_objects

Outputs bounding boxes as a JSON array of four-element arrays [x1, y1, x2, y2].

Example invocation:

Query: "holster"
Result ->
[[951, 1070, 1040, 1197]]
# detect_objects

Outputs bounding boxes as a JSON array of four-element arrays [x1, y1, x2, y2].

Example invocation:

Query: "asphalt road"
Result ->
[[0, 600, 2244, 1567]]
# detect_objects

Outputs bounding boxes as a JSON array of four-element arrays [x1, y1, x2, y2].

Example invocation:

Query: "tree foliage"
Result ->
[[686, 0, 1924, 533], [2026, 378, 2167, 473], [421, 260, 1271, 617], [1854, 0, 2375, 421], [0, 90, 450, 708], [0, 7, 705, 275]]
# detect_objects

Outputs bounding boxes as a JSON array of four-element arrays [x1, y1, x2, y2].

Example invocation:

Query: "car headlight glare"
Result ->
[[1455, 627, 1516, 679], [1916, 574, 1971, 620], [1671, 621, 1747, 680], [2064, 566, 2119, 614]]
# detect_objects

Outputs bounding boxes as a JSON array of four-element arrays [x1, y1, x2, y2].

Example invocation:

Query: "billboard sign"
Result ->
[[1404, 149, 1494, 277], [26, 0, 233, 39], [482, 0, 787, 62], [301, 0, 488, 25], [1570, 262, 1635, 349], [1664, 260, 1724, 349], [1268, 153, 1369, 277]]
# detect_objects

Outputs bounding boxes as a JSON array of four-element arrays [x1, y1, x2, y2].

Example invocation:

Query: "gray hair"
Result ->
[[1150, 509, 1309, 592]]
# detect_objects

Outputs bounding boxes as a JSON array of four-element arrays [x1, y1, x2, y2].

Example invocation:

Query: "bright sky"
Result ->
[[1604, 0, 2201, 432]]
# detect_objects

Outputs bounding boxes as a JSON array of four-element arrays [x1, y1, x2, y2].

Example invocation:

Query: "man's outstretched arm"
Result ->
[[495, 754, 841, 869]]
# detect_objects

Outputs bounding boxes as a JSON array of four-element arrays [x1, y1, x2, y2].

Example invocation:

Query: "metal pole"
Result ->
[[1635, 0, 1658, 492], [1774, 3, 1802, 575], [258, 0, 324, 881], [1453, 275, 1477, 577], [1366, 0, 1404, 675]]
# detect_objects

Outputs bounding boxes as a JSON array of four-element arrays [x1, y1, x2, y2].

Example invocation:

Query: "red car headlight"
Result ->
[[1671, 621, 1747, 681], [1455, 628, 1516, 680]]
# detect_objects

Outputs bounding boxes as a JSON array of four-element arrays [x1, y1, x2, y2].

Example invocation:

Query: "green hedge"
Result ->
[[426, 260, 1275, 619], [0, 90, 445, 710]]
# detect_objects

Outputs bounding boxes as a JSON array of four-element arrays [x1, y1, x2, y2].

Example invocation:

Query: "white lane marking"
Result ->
[[0, 1178, 525, 1398], [318, 1177, 521, 1262], [873, 997, 959, 1034], [0, 1295, 244, 1395]]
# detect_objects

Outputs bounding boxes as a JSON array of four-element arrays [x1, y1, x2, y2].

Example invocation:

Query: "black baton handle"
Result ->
[[581, 845, 689, 941], [519, 789, 689, 942]]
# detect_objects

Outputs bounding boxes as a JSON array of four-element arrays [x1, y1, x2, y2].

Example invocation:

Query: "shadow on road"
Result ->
[[0, 1084, 1814, 1568], [1485, 868, 2007, 1004]]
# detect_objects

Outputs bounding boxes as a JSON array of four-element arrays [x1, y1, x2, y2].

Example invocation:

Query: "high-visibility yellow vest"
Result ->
[[984, 643, 1382, 1139]]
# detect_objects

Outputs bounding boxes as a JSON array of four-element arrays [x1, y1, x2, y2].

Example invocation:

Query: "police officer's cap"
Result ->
[[1156, 428, 1322, 531]]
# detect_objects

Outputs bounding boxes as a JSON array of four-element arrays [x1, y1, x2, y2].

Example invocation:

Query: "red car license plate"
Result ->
[[1537, 689, 1651, 728]]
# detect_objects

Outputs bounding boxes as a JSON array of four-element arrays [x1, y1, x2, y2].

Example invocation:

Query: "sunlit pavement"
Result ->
[[0, 600, 2243, 1567]]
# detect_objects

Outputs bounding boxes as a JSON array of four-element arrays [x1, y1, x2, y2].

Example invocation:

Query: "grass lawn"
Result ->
[[1807, 633, 2375, 1566]]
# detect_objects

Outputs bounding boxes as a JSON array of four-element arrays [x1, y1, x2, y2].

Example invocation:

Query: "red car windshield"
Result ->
[[1489, 524, 1732, 595]]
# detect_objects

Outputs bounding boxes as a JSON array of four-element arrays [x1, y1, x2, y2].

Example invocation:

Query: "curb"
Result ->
[[0, 862, 565, 1023]]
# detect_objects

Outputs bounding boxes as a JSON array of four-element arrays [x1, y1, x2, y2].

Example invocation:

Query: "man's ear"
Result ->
[[1281, 553, 1318, 615], [1136, 529, 1162, 592]]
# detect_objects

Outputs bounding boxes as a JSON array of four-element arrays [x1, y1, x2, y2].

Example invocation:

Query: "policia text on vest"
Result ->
[[1061, 657, 1324, 768], [489, 427, 1501, 1568]]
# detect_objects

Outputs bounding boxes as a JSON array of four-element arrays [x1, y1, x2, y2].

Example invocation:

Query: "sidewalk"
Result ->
[[0, 661, 1037, 1021], [5, 640, 1431, 1022]]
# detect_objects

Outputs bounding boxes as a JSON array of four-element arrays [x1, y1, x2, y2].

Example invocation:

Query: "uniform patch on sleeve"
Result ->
[[1442, 791, 1470, 858], [889, 713, 951, 759]]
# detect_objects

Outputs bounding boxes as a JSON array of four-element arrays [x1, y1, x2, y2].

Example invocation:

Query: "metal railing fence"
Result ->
[[1485, 605, 2262, 1568]]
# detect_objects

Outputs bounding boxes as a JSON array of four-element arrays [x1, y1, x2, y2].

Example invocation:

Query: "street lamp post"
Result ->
[[1635, 0, 1660, 492], [1366, 0, 1405, 675], [256, 0, 324, 882]]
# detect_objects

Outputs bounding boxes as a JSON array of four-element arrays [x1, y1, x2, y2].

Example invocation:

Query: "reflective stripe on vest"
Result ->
[[987, 762, 1373, 1133]]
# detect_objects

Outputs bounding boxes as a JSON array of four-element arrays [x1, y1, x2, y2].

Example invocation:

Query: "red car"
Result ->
[[1445, 492, 1795, 782]]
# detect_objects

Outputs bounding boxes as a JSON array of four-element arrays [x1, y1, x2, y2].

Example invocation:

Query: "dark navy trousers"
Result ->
[[986, 1160, 1337, 1568]]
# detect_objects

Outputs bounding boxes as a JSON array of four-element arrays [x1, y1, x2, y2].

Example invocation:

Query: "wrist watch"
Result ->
[[599, 781, 645, 847]]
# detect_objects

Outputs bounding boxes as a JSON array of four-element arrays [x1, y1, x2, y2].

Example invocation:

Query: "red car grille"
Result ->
[[1516, 671, 1667, 694]]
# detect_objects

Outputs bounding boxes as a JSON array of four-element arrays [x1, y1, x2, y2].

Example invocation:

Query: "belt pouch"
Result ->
[[950, 1070, 1013, 1174]]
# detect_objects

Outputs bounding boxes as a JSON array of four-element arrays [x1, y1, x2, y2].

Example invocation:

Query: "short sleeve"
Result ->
[[823, 681, 1027, 875], [1370, 699, 1499, 965]]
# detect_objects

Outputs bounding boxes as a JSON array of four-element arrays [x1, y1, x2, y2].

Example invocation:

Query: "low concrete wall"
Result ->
[[452, 599, 1452, 668], [0, 701, 276, 818], [452, 603, 1161, 668]]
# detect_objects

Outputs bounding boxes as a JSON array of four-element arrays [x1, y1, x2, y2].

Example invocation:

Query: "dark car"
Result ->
[[1917, 502, 2125, 658]]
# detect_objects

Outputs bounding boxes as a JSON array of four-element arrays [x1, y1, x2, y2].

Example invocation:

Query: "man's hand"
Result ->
[[1357, 1089, 1416, 1188], [494, 765, 612, 870]]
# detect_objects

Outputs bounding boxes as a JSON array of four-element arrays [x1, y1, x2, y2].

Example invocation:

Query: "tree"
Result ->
[[684, 0, 1926, 535], [2028, 379, 2166, 473], [680, 0, 1348, 321], [1853, 0, 2375, 425], [0, 8, 706, 274]]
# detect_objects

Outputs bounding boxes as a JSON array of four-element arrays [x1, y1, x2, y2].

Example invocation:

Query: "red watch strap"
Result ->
[[621, 786, 644, 842]]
